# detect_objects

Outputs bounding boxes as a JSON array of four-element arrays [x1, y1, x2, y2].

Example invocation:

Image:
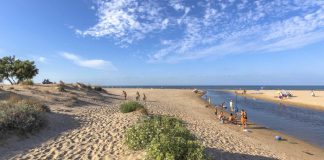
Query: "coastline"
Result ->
[[227, 90, 324, 111], [199, 90, 324, 150], [1, 86, 323, 159], [113, 88, 324, 160]]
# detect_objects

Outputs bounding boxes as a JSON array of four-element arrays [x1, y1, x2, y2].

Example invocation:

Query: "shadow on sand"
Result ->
[[0, 112, 80, 159], [205, 148, 278, 160]]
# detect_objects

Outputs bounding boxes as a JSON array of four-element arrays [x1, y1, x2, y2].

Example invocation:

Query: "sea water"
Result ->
[[205, 90, 324, 148]]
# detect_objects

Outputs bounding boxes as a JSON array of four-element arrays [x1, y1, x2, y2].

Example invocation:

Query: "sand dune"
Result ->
[[0, 86, 323, 160]]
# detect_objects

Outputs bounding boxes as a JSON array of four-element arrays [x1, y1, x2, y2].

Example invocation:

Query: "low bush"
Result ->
[[57, 85, 65, 92], [125, 115, 206, 160], [0, 97, 48, 135], [119, 101, 144, 113]]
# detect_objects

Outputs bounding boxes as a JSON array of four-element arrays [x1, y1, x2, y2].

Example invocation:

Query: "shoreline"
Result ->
[[227, 90, 324, 111], [1, 86, 323, 159], [198, 91, 324, 149], [109, 88, 324, 159]]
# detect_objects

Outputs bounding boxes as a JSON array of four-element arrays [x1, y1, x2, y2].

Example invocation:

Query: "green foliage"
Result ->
[[0, 97, 48, 135], [125, 116, 206, 160], [0, 56, 38, 85], [119, 101, 144, 113], [57, 85, 66, 92]]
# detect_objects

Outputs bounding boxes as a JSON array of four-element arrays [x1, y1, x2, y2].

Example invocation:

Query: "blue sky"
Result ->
[[0, 0, 324, 85]]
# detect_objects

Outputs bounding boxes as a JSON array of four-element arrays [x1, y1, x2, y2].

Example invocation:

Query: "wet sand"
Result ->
[[230, 90, 324, 111]]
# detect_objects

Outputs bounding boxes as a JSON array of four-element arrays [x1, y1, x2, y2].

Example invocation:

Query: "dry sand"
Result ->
[[0, 85, 323, 160], [231, 90, 324, 111]]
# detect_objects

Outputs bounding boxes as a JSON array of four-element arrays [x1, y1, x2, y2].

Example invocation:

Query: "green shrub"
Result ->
[[57, 85, 65, 92], [125, 115, 206, 160], [119, 101, 144, 113], [20, 79, 34, 85], [0, 98, 48, 135]]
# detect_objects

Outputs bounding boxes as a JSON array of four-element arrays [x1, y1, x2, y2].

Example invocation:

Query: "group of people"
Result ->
[[136, 91, 147, 101], [278, 90, 293, 99], [214, 100, 248, 129], [122, 90, 146, 102]]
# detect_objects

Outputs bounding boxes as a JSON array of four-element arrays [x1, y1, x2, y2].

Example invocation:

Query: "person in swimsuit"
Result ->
[[219, 111, 225, 123], [228, 113, 236, 124], [241, 109, 247, 129]]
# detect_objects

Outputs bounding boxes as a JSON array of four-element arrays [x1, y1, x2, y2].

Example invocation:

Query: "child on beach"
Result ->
[[228, 113, 236, 124], [219, 111, 225, 123]]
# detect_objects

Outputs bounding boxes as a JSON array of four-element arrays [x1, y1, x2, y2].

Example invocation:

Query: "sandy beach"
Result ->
[[230, 90, 324, 111], [0, 85, 323, 160]]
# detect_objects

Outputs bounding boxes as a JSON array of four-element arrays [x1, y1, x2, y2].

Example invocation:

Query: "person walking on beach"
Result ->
[[122, 91, 127, 100], [143, 93, 147, 102], [214, 106, 218, 115], [241, 109, 247, 129], [136, 91, 140, 101]]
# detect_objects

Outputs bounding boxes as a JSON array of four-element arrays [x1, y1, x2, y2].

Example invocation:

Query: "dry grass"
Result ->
[[0, 95, 49, 136]]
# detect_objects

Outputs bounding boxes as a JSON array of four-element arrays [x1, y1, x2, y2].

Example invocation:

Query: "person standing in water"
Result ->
[[229, 100, 234, 112], [122, 91, 127, 100]]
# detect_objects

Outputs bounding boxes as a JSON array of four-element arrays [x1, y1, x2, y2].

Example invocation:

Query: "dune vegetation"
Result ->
[[125, 115, 206, 160], [0, 96, 49, 136], [119, 101, 145, 113]]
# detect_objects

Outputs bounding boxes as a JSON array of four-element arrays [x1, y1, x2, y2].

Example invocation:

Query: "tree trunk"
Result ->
[[6, 78, 13, 85]]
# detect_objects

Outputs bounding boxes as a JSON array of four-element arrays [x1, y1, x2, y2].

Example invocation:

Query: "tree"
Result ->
[[0, 56, 17, 84], [0, 56, 39, 84]]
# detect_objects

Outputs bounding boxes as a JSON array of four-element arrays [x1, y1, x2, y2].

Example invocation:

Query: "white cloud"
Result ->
[[61, 52, 116, 70], [77, 0, 324, 62], [149, 0, 324, 62], [77, 0, 165, 45]]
